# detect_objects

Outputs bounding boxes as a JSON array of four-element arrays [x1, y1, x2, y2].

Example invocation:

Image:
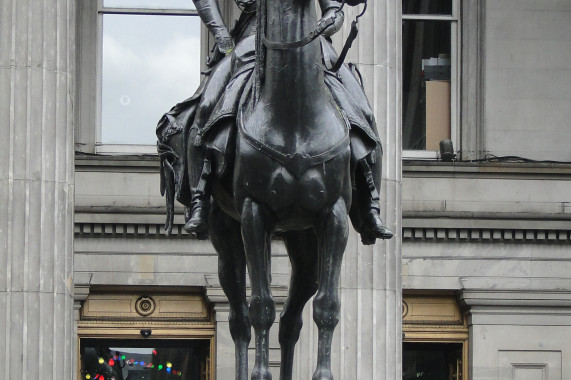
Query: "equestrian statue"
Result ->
[[157, 0, 393, 378]]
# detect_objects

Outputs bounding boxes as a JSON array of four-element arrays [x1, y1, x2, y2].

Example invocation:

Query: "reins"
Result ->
[[261, 14, 339, 50], [253, 0, 368, 101], [261, 0, 349, 51], [260, 0, 367, 67], [330, 1, 367, 72]]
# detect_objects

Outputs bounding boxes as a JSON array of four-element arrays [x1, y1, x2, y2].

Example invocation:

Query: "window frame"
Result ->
[[97, 1, 201, 153], [76, 0, 204, 155], [401, 0, 461, 160]]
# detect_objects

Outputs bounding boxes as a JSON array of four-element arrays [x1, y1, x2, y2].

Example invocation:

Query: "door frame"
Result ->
[[77, 287, 216, 380], [402, 292, 469, 380]]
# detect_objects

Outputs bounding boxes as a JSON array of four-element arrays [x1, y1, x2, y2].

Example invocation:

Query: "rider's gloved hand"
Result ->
[[215, 29, 235, 55], [319, 7, 344, 38], [207, 29, 234, 67]]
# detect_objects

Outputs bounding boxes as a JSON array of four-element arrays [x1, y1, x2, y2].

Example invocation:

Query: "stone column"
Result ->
[[206, 288, 236, 379], [0, 1, 76, 379], [293, 2, 402, 378]]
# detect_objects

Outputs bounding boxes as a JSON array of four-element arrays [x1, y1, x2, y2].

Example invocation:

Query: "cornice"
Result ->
[[74, 221, 571, 244], [403, 226, 570, 243], [403, 161, 571, 179], [75, 222, 191, 238]]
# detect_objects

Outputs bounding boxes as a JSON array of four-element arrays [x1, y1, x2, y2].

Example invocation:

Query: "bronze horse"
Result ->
[[207, 0, 353, 378], [156, 0, 386, 378]]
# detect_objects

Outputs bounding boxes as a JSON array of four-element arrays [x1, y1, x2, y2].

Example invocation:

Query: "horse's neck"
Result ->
[[262, 0, 326, 120]]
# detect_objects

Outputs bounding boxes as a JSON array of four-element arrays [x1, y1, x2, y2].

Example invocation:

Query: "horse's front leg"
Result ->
[[279, 230, 319, 380], [210, 205, 250, 380], [241, 197, 276, 380], [312, 198, 349, 380]]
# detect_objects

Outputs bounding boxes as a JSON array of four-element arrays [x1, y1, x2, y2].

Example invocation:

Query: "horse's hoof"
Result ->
[[251, 367, 272, 380], [312, 368, 334, 380]]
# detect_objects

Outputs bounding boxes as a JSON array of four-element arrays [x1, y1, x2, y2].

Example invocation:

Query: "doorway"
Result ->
[[80, 338, 211, 380], [403, 342, 463, 380], [77, 289, 215, 380], [402, 293, 468, 380]]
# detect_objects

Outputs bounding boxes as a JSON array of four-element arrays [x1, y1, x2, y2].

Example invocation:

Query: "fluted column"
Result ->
[[293, 2, 402, 378], [0, 0, 76, 379]]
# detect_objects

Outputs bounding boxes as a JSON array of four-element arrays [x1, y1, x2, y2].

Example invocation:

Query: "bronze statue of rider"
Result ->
[[157, 0, 393, 244]]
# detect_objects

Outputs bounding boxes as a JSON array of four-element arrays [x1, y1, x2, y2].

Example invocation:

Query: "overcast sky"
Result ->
[[101, 13, 201, 145]]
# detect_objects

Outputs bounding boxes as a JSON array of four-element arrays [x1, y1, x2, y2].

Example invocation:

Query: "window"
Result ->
[[77, 0, 202, 154], [402, 0, 460, 159]]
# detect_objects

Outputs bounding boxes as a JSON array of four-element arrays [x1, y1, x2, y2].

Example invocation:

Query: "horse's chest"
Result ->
[[236, 143, 348, 214], [270, 166, 327, 212]]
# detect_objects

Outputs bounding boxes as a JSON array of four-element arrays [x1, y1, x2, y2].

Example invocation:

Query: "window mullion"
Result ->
[[99, 8, 198, 16], [452, 0, 460, 19], [402, 14, 457, 21], [450, 19, 459, 157], [96, 4, 104, 146]]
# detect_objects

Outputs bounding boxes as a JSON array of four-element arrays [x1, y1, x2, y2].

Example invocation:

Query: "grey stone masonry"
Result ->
[[0, 0, 75, 379]]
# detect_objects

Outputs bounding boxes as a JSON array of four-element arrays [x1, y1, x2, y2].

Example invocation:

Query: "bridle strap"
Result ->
[[330, 1, 367, 71], [262, 16, 337, 50]]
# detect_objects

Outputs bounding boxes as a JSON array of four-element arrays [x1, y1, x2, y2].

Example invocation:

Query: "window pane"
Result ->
[[81, 338, 210, 380], [402, 20, 451, 150], [103, 0, 196, 10], [101, 14, 201, 145], [403, 0, 452, 15]]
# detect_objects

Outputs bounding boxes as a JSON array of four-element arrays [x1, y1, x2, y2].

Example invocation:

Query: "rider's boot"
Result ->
[[184, 155, 212, 238], [358, 157, 393, 244]]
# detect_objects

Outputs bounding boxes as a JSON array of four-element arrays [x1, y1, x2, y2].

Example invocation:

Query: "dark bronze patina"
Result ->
[[157, 0, 392, 378]]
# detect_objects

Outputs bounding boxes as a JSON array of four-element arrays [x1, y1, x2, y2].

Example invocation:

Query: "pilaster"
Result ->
[[293, 2, 403, 378], [0, 0, 76, 379]]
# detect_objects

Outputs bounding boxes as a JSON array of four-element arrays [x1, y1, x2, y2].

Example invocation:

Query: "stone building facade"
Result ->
[[1, 0, 570, 379]]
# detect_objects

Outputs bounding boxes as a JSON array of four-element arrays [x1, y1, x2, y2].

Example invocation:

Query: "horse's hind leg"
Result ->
[[279, 230, 319, 380], [210, 204, 250, 380], [241, 198, 276, 380], [312, 198, 349, 380]]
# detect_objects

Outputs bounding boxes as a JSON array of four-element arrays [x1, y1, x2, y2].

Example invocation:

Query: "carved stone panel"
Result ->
[[499, 351, 562, 380], [81, 291, 210, 322], [403, 295, 464, 326]]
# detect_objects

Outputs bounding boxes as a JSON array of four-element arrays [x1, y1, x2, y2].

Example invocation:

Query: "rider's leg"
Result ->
[[350, 133, 393, 244], [184, 150, 212, 235], [185, 120, 235, 236], [358, 155, 393, 243]]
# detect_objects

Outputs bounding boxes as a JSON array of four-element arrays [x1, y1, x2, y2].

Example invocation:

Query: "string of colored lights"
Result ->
[[84, 350, 183, 379]]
